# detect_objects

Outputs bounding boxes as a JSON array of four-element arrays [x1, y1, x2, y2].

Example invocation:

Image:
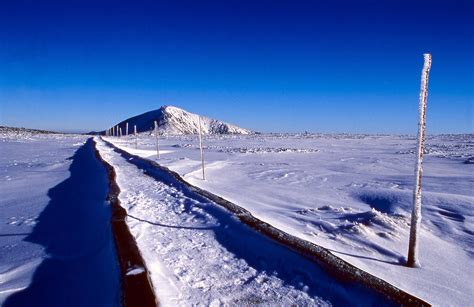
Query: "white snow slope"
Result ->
[[111, 105, 252, 135], [105, 133, 474, 306]]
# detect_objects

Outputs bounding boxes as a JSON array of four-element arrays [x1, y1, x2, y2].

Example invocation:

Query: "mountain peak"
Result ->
[[109, 106, 252, 135]]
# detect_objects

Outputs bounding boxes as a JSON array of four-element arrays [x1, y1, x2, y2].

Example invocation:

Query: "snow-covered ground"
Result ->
[[105, 133, 474, 306], [95, 137, 392, 306], [0, 131, 120, 306]]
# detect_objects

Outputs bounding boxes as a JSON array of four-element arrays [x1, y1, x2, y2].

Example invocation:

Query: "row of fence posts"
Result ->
[[105, 123, 139, 150], [102, 54, 431, 268], [104, 116, 206, 180]]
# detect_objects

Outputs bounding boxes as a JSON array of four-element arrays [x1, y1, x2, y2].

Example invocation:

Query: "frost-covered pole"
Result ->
[[407, 53, 432, 268], [119, 127, 122, 138], [198, 116, 205, 180], [134, 125, 138, 149], [154, 121, 160, 159], [126, 122, 129, 136]]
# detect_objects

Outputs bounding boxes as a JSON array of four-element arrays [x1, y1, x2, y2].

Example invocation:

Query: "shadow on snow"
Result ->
[[117, 148, 395, 306], [4, 138, 120, 307]]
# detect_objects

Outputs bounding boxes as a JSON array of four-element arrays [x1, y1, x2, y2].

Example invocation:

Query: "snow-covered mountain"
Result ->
[[108, 106, 252, 135]]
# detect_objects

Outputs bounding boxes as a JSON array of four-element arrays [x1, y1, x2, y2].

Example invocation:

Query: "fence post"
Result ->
[[126, 122, 129, 136], [134, 125, 138, 149], [154, 121, 160, 159], [198, 116, 205, 180], [407, 53, 432, 268]]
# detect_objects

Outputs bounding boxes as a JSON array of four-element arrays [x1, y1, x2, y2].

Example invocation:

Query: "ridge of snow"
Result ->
[[111, 106, 252, 136]]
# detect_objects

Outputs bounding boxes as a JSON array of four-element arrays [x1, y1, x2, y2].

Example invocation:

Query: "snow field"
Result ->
[[105, 133, 474, 306], [95, 137, 393, 306]]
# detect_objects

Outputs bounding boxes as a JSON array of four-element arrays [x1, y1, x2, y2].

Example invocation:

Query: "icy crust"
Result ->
[[172, 143, 320, 154], [101, 138, 428, 306]]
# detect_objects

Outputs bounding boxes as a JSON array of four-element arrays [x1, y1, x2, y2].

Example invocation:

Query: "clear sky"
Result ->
[[0, 0, 472, 133]]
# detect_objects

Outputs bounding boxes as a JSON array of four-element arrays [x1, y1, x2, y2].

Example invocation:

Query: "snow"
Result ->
[[95, 137, 393, 306], [0, 131, 120, 306], [108, 105, 252, 136], [105, 133, 474, 306], [126, 266, 146, 276]]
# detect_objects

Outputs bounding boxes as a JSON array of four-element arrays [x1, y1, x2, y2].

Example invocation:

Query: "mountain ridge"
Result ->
[[106, 106, 252, 135]]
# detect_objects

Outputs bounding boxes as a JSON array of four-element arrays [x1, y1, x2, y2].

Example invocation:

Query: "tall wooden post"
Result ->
[[154, 121, 160, 159], [407, 53, 432, 268], [126, 122, 129, 136], [134, 125, 138, 149], [198, 116, 205, 180]]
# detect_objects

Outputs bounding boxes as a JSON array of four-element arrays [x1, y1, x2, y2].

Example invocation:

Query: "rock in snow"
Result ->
[[108, 106, 252, 135]]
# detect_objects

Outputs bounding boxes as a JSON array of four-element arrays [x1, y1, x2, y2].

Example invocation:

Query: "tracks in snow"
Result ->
[[95, 138, 413, 306]]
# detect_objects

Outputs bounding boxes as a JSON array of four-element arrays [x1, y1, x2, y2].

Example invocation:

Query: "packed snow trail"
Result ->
[[1, 137, 120, 306], [95, 138, 394, 306]]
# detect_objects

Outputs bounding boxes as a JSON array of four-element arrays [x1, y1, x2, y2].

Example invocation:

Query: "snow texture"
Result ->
[[0, 131, 120, 306], [105, 132, 474, 306], [96, 137, 394, 306]]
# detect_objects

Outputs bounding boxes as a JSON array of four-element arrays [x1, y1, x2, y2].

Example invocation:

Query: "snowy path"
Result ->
[[95, 138, 393, 306]]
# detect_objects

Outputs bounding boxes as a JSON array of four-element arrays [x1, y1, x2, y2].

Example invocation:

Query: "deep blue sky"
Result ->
[[0, 0, 472, 133]]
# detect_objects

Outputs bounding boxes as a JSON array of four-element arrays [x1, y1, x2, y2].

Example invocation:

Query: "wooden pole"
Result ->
[[119, 127, 122, 138], [154, 121, 160, 159], [407, 53, 432, 268], [134, 125, 138, 149], [198, 116, 205, 180], [126, 122, 129, 136]]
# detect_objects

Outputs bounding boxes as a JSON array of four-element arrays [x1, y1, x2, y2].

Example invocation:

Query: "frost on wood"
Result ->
[[198, 116, 205, 180], [154, 120, 160, 159], [134, 125, 138, 149], [407, 53, 432, 268]]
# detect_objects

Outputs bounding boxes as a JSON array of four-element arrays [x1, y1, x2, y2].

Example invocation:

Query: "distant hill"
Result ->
[[105, 105, 253, 135], [0, 126, 59, 135]]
